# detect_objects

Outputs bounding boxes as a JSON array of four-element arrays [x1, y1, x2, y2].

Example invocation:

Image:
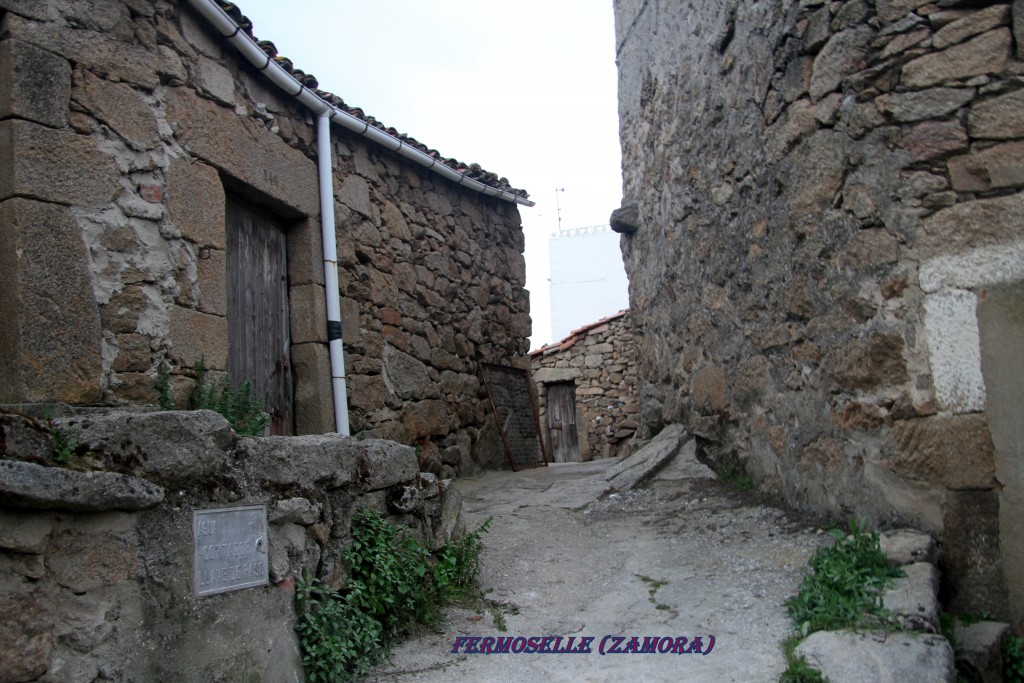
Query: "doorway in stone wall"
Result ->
[[547, 382, 580, 463], [226, 197, 293, 435], [978, 283, 1024, 628]]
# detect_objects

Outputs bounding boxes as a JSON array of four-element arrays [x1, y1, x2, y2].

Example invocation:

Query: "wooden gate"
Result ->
[[226, 198, 293, 435], [479, 362, 549, 471], [547, 382, 580, 462]]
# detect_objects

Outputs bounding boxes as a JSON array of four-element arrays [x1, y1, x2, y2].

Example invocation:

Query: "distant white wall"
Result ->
[[548, 229, 629, 342]]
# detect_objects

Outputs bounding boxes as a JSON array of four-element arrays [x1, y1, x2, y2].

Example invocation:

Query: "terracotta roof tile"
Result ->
[[221, 1, 529, 200], [529, 309, 629, 357]]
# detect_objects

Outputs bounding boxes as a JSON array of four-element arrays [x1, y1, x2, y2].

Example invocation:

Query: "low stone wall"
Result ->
[[0, 407, 463, 682], [531, 312, 640, 461]]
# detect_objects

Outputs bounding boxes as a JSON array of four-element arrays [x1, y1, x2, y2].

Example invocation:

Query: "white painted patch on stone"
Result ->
[[920, 240, 1024, 293], [135, 285, 169, 338], [923, 290, 986, 413]]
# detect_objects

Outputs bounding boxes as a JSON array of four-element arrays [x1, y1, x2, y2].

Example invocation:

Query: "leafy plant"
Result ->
[[156, 363, 174, 410], [343, 508, 435, 632], [42, 410, 71, 463], [432, 515, 492, 602], [785, 521, 904, 636], [1005, 634, 1024, 683], [295, 577, 383, 682], [295, 510, 491, 681], [48, 419, 77, 463], [940, 611, 958, 651], [779, 635, 826, 683], [715, 458, 754, 490], [779, 521, 902, 682], [190, 356, 270, 436]]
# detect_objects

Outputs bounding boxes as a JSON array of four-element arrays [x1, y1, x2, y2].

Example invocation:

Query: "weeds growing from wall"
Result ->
[[156, 363, 174, 410], [1004, 634, 1024, 682], [189, 356, 269, 436], [46, 416, 77, 463], [296, 510, 492, 681], [779, 521, 905, 682], [713, 456, 753, 491]]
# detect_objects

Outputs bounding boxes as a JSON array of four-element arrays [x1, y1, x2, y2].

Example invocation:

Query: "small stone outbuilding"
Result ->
[[1, 0, 533, 475], [531, 310, 639, 462]]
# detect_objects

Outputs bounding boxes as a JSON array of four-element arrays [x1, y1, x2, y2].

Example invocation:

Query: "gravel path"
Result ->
[[365, 460, 828, 682]]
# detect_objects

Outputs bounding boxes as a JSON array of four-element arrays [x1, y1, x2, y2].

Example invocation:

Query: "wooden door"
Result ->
[[226, 199, 293, 435], [547, 382, 580, 463]]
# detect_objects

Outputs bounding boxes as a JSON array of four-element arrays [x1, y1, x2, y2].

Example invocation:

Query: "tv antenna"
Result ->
[[555, 188, 565, 234]]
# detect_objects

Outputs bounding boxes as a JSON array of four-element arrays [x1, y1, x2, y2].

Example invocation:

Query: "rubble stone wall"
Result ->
[[614, 0, 1024, 623], [0, 0, 530, 474], [531, 312, 640, 461], [0, 407, 464, 682]]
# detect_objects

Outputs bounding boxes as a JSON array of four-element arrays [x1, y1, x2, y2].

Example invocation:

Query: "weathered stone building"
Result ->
[[614, 0, 1024, 624], [1, 0, 532, 473], [531, 310, 639, 462]]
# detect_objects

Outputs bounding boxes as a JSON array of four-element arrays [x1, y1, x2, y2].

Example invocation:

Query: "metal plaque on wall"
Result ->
[[193, 504, 269, 597]]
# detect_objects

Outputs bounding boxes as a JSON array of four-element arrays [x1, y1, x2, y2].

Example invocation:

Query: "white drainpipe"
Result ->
[[186, 0, 534, 434], [316, 112, 350, 435]]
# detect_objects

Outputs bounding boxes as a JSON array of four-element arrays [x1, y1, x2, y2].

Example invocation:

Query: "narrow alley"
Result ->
[[369, 459, 826, 682]]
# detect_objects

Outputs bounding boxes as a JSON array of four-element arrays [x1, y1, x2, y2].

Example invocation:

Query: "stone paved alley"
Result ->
[[367, 460, 828, 682]]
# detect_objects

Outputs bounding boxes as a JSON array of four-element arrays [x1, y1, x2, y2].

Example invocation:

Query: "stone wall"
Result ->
[[614, 0, 1024, 624], [0, 407, 464, 682], [0, 0, 531, 473], [531, 311, 640, 461]]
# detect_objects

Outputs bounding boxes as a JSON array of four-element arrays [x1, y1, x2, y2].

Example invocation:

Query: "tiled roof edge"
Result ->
[[529, 309, 630, 357], [207, 1, 532, 204]]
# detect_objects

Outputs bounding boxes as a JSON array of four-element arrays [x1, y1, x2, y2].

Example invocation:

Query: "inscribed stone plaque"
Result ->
[[193, 504, 268, 597]]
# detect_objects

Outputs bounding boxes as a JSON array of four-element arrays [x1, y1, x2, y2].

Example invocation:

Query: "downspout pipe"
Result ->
[[316, 112, 350, 435], [185, 0, 535, 435]]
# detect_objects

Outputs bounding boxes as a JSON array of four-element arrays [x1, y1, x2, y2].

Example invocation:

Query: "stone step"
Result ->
[[796, 630, 955, 682]]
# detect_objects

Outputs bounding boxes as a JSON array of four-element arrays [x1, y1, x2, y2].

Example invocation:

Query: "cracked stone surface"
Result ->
[[367, 460, 827, 682]]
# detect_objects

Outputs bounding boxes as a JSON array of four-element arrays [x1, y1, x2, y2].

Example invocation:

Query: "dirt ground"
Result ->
[[365, 460, 828, 682]]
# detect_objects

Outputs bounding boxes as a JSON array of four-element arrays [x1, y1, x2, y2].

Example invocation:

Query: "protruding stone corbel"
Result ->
[[610, 203, 640, 235]]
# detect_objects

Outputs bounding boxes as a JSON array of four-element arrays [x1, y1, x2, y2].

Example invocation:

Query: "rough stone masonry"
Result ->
[[613, 0, 1024, 627], [531, 311, 641, 461], [0, 0, 531, 475], [0, 408, 465, 682]]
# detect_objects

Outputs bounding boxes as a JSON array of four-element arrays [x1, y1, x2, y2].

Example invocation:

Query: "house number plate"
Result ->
[[193, 504, 269, 597]]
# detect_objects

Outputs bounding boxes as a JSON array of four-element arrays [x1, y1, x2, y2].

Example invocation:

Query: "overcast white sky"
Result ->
[[233, 0, 624, 349]]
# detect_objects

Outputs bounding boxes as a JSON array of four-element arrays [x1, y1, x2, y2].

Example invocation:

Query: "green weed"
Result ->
[[156, 363, 174, 410], [779, 635, 826, 683], [1005, 634, 1024, 683], [940, 611, 958, 651], [785, 521, 904, 636], [295, 510, 491, 681], [636, 574, 671, 610], [779, 521, 903, 683], [190, 356, 269, 436], [715, 458, 754, 491], [491, 607, 507, 632], [48, 421, 77, 463], [43, 411, 77, 463]]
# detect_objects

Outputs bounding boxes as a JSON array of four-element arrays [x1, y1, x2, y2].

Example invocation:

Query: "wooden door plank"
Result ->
[[226, 199, 293, 435]]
